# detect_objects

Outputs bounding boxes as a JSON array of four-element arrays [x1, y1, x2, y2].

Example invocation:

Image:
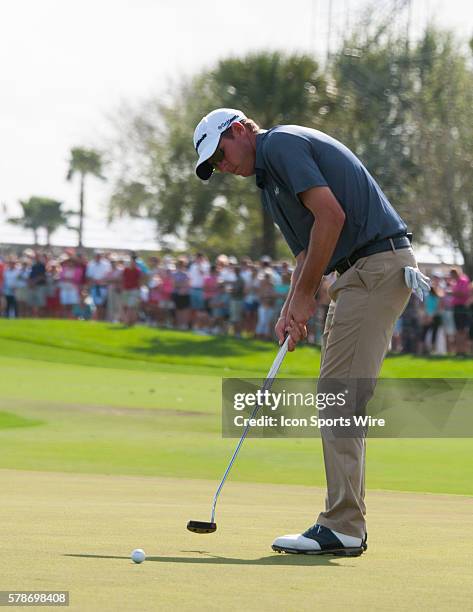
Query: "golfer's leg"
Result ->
[[316, 248, 415, 538]]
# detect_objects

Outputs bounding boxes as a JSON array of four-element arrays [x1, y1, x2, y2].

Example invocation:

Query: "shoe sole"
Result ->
[[272, 544, 364, 557]]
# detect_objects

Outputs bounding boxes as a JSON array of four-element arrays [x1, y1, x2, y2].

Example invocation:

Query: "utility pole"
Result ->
[[326, 0, 334, 64], [405, 0, 412, 51], [310, 0, 318, 56]]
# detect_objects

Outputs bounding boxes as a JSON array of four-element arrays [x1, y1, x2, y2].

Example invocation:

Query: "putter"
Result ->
[[187, 336, 290, 534]]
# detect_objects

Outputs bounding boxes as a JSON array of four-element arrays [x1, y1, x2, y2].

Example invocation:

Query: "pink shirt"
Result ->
[[60, 265, 82, 286], [452, 275, 471, 306], [203, 275, 218, 300]]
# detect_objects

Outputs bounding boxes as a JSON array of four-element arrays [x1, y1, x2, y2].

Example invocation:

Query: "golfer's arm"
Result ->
[[280, 252, 305, 317], [294, 187, 346, 297]]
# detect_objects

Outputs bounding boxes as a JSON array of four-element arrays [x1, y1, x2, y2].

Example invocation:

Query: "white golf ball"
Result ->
[[131, 548, 146, 564]]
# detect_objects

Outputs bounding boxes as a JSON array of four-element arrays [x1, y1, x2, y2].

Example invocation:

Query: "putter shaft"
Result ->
[[210, 337, 289, 523]]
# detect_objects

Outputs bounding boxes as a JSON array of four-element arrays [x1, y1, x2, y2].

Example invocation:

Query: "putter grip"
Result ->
[[265, 336, 289, 384]]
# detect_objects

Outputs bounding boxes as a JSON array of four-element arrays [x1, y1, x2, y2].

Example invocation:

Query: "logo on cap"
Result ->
[[217, 114, 239, 131]]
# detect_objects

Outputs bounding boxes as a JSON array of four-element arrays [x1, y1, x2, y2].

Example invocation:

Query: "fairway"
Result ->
[[1, 470, 472, 611]]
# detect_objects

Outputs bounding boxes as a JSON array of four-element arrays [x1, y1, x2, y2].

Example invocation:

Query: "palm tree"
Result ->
[[8, 197, 69, 245], [66, 148, 105, 247]]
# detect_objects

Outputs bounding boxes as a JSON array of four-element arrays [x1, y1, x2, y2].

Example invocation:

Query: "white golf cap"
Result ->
[[193, 108, 247, 180]]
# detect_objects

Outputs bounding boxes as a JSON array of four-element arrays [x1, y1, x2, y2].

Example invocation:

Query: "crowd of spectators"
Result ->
[[0, 247, 472, 357]]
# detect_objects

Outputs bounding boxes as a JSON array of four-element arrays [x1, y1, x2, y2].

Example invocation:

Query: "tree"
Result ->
[[108, 52, 334, 258], [8, 197, 70, 245], [411, 29, 473, 275], [328, 11, 421, 235], [66, 148, 105, 247]]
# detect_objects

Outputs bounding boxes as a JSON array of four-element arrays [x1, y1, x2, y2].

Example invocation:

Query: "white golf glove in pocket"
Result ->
[[404, 266, 431, 302]]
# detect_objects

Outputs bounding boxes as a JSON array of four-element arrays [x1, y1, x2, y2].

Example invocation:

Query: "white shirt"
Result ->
[[188, 261, 210, 289], [219, 267, 237, 283], [86, 259, 112, 282], [3, 268, 20, 295]]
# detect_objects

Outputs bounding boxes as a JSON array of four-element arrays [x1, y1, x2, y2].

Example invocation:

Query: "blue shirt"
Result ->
[[255, 126, 407, 273]]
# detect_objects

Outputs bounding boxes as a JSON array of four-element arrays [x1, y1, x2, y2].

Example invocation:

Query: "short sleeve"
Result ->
[[264, 132, 328, 196]]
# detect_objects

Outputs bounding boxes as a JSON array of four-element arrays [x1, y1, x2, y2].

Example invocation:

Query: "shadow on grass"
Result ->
[[65, 552, 342, 567], [128, 335, 276, 360]]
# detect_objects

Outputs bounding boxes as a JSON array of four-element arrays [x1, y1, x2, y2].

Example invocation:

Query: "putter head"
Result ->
[[187, 520, 217, 534]]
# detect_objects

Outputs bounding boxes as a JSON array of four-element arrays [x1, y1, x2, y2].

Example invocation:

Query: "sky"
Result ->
[[0, 0, 471, 256]]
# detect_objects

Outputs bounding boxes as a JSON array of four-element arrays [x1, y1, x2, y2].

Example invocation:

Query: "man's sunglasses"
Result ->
[[208, 148, 224, 169]]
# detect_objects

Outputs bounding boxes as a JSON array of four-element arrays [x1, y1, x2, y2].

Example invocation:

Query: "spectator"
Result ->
[[106, 259, 124, 323], [0, 256, 4, 314], [59, 258, 82, 319], [28, 253, 48, 317], [86, 252, 111, 320], [450, 267, 471, 356], [243, 265, 260, 337], [15, 259, 31, 317], [256, 272, 276, 340], [401, 294, 421, 354], [188, 253, 209, 331], [216, 254, 236, 283], [158, 267, 175, 328], [203, 264, 219, 332], [121, 255, 143, 327], [172, 258, 191, 330], [46, 259, 61, 318], [442, 275, 456, 354], [419, 284, 443, 355], [259, 256, 281, 284], [210, 280, 230, 335], [3, 258, 20, 318], [229, 265, 245, 337]]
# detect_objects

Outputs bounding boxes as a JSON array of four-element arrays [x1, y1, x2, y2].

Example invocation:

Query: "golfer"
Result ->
[[193, 108, 417, 556]]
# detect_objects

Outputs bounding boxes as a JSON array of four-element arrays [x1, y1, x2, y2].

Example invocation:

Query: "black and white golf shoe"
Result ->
[[272, 524, 367, 557]]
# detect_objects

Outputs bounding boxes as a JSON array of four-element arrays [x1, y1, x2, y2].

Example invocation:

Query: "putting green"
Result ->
[[0, 470, 471, 611]]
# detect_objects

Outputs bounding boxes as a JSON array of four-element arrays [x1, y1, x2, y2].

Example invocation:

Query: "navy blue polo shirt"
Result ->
[[254, 125, 407, 273]]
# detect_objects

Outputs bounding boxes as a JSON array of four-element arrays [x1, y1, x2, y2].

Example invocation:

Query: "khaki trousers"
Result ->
[[316, 247, 416, 538]]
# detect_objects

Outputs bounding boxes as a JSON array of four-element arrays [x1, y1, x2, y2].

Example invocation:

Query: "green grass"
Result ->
[[0, 319, 472, 495], [1, 470, 472, 612], [1, 318, 472, 377]]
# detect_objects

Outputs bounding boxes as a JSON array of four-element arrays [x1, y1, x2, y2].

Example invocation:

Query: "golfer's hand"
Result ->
[[286, 292, 317, 351], [275, 315, 287, 345]]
